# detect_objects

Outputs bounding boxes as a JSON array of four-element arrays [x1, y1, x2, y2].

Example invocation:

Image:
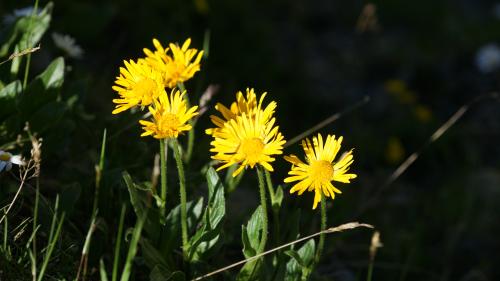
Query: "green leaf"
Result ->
[[149, 266, 185, 281], [187, 167, 226, 261], [0, 80, 22, 119], [142, 238, 169, 271], [161, 198, 204, 257], [19, 57, 65, 115], [149, 265, 170, 281], [272, 185, 284, 211], [27, 101, 66, 133], [285, 250, 304, 268], [0, 3, 53, 54], [168, 271, 186, 281], [236, 258, 262, 281], [242, 206, 264, 259], [122, 172, 160, 241], [122, 172, 147, 219], [120, 209, 148, 281], [1, 3, 53, 76], [99, 259, 109, 281], [285, 239, 316, 281], [238, 205, 266, 280]]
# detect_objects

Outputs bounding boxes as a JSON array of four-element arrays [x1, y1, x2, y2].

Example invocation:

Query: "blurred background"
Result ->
[[1, 0, 499, 280]]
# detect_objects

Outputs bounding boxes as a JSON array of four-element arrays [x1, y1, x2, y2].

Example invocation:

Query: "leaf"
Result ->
[[242, 206, 264, 259], [122, 172, 160, 241], [238, 205, 266, 280], [272, 185, 284, 211], [0, 4, 50, 56], [187, 167, 226, 261], [161, 198, 203, 257], [285, 239, 316, 281], [141, 238, 169, 271], [284, 250, 305, 268], [205, 167, 226, 228], [27, 101, 66, 133], [99, 259, 109, 281], [149, 265, 170, 281], [149, 267, 186, 281], [122, 172, 147, 219], [0, 80, 22, 119], [19, 57, 65, 115], [236, 258, 262, 281], [167, 271, 186, 281], [2, 3, 53, 76]]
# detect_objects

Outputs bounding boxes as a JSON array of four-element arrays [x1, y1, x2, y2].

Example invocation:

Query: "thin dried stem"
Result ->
[[358, 92, 499, 216], [0, 44, 41, 66], [285, 96, 370, 148], [191, 222, 373, 281]]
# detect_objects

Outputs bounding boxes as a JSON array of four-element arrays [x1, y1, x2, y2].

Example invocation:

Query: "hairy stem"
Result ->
[[172, 138, 188, 258], [159, 139, 168, 219], [315, 195, 327, 265], [256, 166, 268, 253]]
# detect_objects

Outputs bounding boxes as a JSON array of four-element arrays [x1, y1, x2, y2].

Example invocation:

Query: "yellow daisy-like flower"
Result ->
[[209, 93, 285, 177], [112, 59, 164, 114], [284, 134, 357, 209], [206, 88, 274, 135], [139, 89, 199, 139], [143, 38, 203, 88]]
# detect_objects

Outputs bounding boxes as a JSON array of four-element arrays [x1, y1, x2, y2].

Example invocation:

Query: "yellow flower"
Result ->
[[206, 88, 273, 135], [139, 89, 199, 139], [209, 93, 285, 177], [284, 134, 357, 209], [143, 38, 203, 88], [112, 59, 164, 114]]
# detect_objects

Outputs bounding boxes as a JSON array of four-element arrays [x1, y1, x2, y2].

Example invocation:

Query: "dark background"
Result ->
[[1, 0, 500, 280]]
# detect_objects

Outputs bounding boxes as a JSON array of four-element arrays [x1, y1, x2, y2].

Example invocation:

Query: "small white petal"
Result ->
[[10, 155, 24, 165]]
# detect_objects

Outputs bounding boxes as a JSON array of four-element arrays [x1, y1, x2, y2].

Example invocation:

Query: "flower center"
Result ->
[[309, 160, 334, 183], [159, 113, 180, 132], [0, 153, 11, 161], [135, 78, 157, 105], [239, 137, 265, 164]]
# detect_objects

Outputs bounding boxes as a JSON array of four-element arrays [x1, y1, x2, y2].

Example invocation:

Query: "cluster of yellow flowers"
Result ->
[[112, 38, 357, 209], [112, 38, 202, 139]]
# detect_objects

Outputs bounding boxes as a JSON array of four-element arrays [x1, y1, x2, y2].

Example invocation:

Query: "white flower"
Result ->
[[475, 43, 500, 73], [52, 32, 84, 59], [0, 150, 24, 172]]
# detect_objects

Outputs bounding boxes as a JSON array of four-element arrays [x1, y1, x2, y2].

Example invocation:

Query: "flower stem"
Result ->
[[256, 166, 268, 253], [172, 138, 188, 258], [159, 139, 168, 219], [177, 82, 195, 163], [315, 195, 327, 264], [264, 170, 280, 244]]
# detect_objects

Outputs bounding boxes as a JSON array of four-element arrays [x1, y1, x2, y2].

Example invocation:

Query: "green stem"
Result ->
[[92, 129, 107, 216], [177, 82, 195, 163], [256, 167, 268, 253], [264, 170, 275, 203], [314, 195, 327, 265], [159, 139, 168, 219], [112, 204, 126, 281], [32, 178, 40, 281], [22, 0, 40, 89], [264, 170, 280, 245], [367, 259, 374, 281], [172, 138, 188, 258]]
